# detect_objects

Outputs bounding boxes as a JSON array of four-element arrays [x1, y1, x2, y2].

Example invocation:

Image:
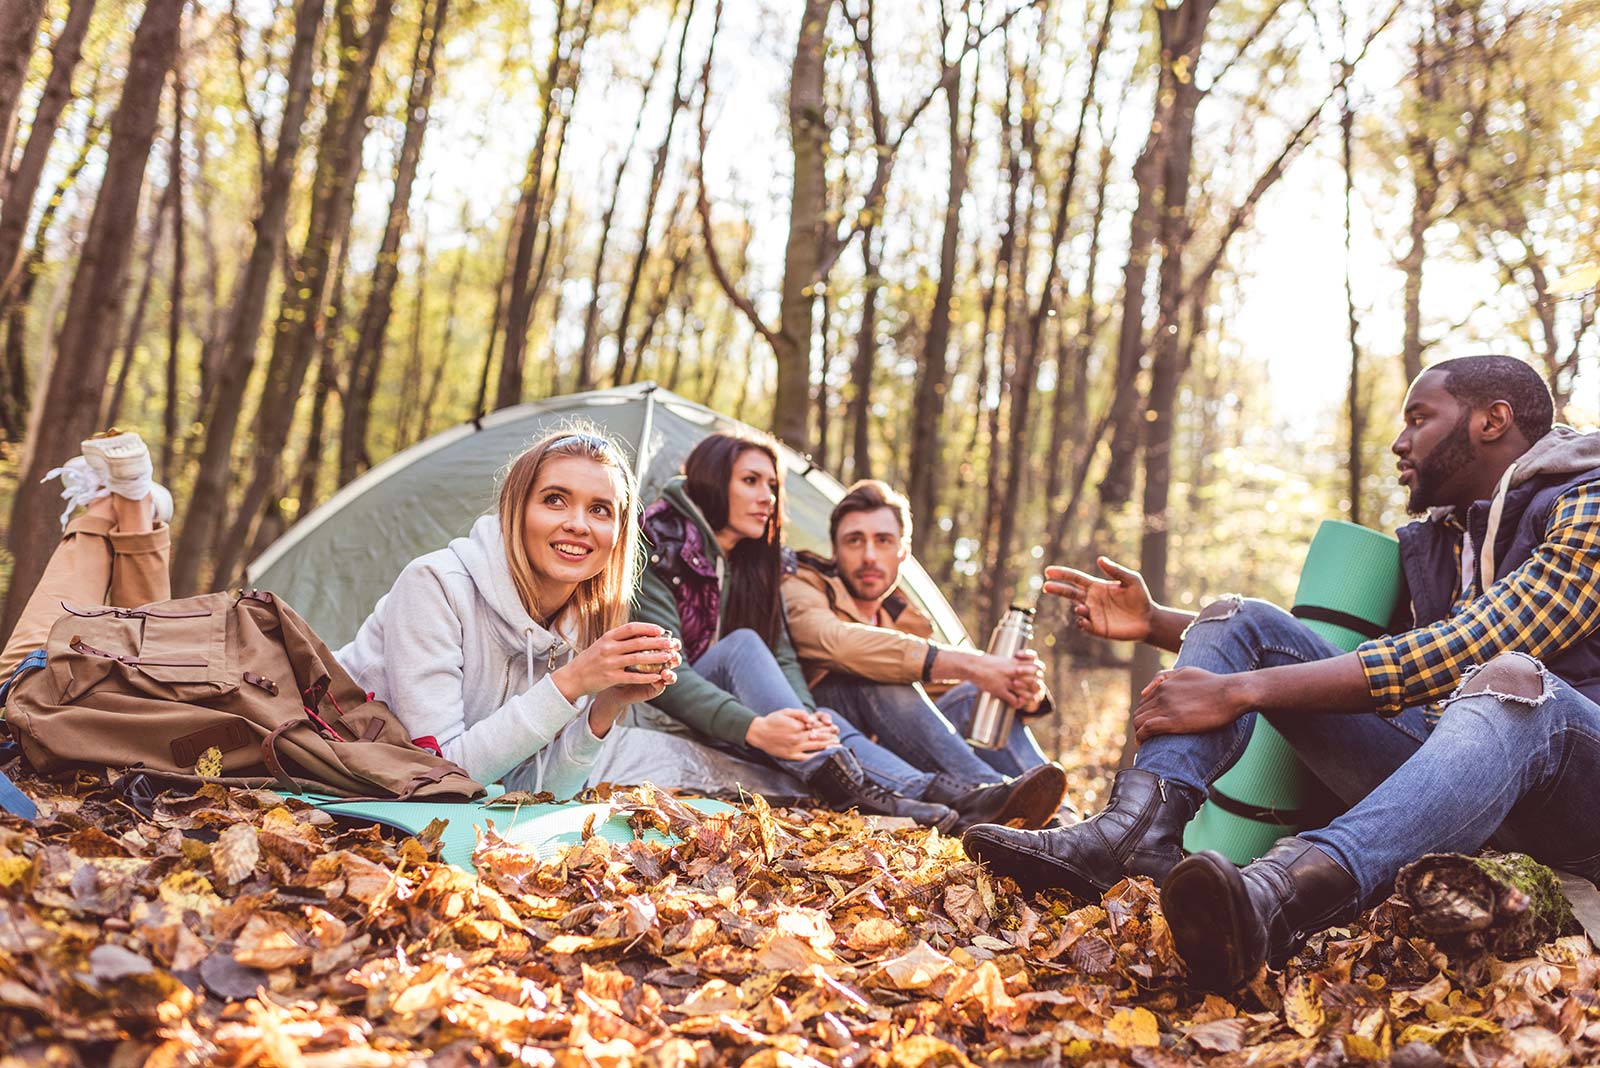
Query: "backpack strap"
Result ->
[[260, 720, 314, 795]]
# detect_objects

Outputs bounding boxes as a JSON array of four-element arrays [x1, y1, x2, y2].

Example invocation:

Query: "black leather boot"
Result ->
[[923, 764, 1069, 834], [805, 752, 959, 832], [961, 768, 1199, 898], [1160, 837, 1359, 991]]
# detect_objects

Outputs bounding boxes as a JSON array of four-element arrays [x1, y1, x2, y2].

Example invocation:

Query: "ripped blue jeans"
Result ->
[[1135, 597, 1600, 905]]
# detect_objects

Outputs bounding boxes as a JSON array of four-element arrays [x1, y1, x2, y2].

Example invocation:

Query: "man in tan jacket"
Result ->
[[783, 480, 1071, 827]]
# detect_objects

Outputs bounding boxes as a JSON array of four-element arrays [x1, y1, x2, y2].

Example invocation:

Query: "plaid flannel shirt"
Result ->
[[1356, 483, 1600, 720]]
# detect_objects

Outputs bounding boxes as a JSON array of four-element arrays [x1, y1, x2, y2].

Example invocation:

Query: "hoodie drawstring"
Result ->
[[1479, 462, 1518, 594], [527, 629, 548, 795], [526, 628, 574, 796]]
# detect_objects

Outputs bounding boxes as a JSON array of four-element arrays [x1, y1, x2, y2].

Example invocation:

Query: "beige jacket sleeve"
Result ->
[[781, 573, 931, 685]]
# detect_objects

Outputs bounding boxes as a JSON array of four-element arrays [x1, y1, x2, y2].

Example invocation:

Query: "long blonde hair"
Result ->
[[497, 424, 642, 647]]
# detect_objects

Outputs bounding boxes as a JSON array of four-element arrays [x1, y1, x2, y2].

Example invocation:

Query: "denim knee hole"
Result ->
[[1446, 652, 1552, 709]]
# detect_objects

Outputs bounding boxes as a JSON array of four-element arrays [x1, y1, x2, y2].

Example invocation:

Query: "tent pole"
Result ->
[[634, 382, 658, 485]]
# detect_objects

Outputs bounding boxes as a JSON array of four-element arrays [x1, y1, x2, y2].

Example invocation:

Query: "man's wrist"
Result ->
[[1225, 671, 1267, 717], [930, 646, 981, 684]]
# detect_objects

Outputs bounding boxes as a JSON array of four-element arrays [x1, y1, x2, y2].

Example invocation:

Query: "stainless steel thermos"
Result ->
[[965, 604, 1035, 749]]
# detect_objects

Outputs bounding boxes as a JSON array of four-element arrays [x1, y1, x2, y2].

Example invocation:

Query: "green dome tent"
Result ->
[[248, 382, 970, 649], [247, 383, 973, 797]]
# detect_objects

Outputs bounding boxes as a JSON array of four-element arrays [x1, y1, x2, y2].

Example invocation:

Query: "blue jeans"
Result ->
[[1135, 597, 1600, 905], [692, 630, 935, 798], [811, 677, 1050, 787]]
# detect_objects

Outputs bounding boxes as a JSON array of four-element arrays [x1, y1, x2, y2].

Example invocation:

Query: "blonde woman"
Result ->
[[336, 427, 679, 796], [2, 426, 679, 799]]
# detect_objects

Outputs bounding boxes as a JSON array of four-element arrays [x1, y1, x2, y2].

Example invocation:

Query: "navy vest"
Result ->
[[1395, 463, 1600, 704]]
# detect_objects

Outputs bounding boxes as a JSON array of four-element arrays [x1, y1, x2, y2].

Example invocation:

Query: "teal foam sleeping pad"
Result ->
[[1181, 520, 1402, 864], [306, 786, 737, 871]]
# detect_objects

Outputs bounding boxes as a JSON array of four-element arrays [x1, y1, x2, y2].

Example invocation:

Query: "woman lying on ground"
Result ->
[[633, 432, 1046, 831], [0, 426, 680, 798]]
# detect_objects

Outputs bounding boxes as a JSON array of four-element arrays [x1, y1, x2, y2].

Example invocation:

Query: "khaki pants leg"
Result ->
[[0, 517, 172, 677]]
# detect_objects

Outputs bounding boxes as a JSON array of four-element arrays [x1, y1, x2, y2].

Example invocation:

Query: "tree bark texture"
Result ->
[[0, 0, 49, 182], [0, 111, 101, 444], [575, 0, 683, 391], [338, 0, 448, 486], [611, 2, 695, 388], [769, 0, 831, 449], [3, 0, 186, 635], [494, 0, 591, 410], [163, 53, 187, 481], [169, 0, 324, 596], [985, 0, 1111, 624], [208, 0, 394, 590], [906, 59, 965, 560], [1125, 0, 1215, 756], [0, 0, 96, 308]]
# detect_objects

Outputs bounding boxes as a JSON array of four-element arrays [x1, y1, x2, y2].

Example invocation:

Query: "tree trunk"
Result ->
[[391, 228, 428, 452], [1124, 0, 1215, 761], [1400, 29, 1439, 387], [0, 0, 49, 181], [338, 0, 447, 486], [208, 0, 394, 590], [987, 0, 1111, 620], [906, 60, 964, 560], [104, 176, 174, 427], [814, 285, 832, 471], [0, 0, 96, 308], [162, 52, 186, 481], [3, 0, 186, 635], [1045, 139, 1112, 563], [610, 2, 696, 389], [1343, 74, 1363, 525], [769, 0, 831, 450], [575, 0, 683, 391], [495, 0, 591, 410], [974, 60, 1019, 593], [0, 111, 102, 443], [169, 0, 323, 597], [412, 241, 464, 447], [847, 223, 880, 482], [1396, 851, 1578, 959]]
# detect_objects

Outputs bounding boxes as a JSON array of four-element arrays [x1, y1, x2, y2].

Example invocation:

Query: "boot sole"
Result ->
[[960, 826, 1111, 901], [987, 764, 1069, 830], [1160, 850, 1256, 991]]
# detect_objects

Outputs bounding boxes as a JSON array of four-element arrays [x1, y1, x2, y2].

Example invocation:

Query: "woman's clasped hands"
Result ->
[[552, 621, 682, 734]]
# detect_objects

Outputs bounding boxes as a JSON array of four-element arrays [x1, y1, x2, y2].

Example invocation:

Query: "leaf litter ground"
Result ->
[[3, 757, 1599, 1068]]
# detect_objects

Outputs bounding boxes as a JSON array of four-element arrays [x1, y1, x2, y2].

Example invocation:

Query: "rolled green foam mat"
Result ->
[[307, 787, 737, 871], [1182, 520, 1401, 864]]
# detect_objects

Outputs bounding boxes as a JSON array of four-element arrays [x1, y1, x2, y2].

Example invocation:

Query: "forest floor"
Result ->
[[4, 672, 1598, 1067]]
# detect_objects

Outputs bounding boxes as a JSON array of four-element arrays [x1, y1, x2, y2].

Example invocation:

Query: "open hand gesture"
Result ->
[[1043, 557, 1156, 643]]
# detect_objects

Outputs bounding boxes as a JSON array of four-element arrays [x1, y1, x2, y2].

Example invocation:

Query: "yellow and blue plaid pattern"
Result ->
[[1357, 484, 1600, 719]]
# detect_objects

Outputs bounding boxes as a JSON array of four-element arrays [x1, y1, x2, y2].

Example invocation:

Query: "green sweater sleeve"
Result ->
[[774, 604, 816, 712], [633, 566, 760, 745]]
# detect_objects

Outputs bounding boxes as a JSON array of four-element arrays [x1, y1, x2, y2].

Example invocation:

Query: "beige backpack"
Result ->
[[3, 589, 483, 801]]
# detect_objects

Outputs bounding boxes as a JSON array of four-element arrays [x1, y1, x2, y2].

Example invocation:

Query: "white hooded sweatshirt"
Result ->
[[334, 514, 606, 797]]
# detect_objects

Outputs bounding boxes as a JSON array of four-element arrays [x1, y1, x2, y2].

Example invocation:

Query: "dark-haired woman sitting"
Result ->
[[634, 433, 1030, 829]]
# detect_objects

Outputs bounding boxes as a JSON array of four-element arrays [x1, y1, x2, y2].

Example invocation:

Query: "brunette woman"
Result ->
[[635, 432, 971, 827]]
